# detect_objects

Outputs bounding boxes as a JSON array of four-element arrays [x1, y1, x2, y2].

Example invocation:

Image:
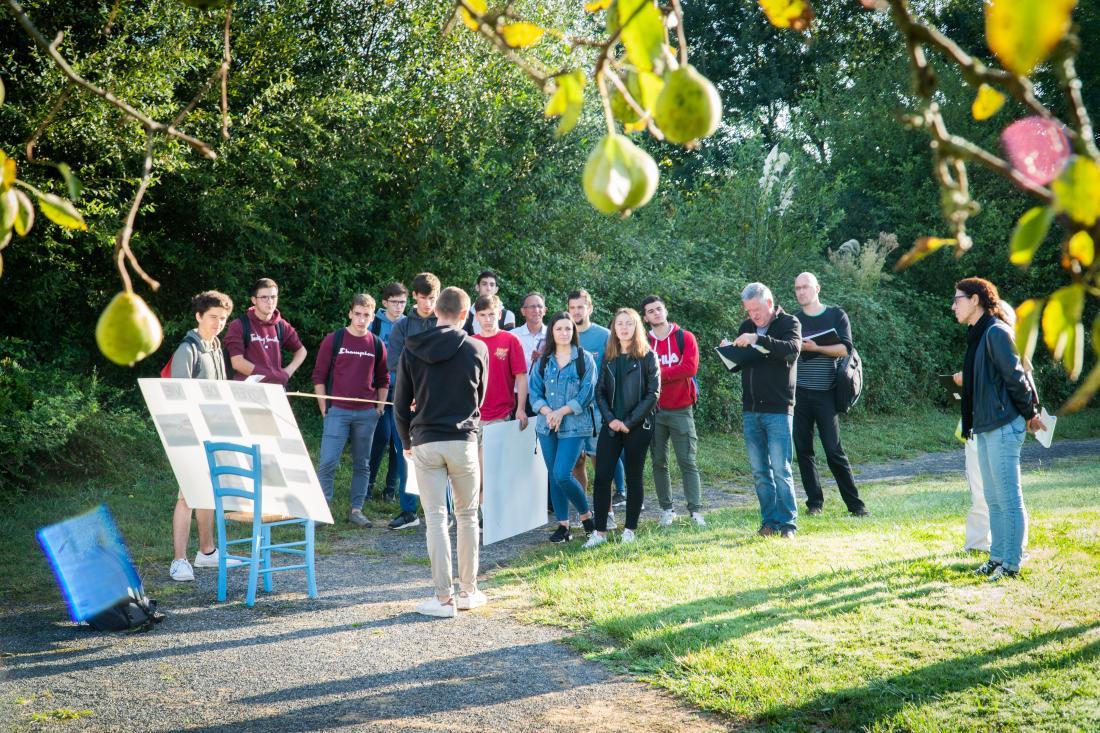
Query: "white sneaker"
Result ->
[[416, 597, 457, 618], [659, 509, 677, 527], [194, 548, 243, 568], [690, 512, 706, 526], [620, 528, 635, 544], [606, 512, 617, 530], [456, 589, 487, 610], [170, 558, 195, 582], [583, 533, 608, 549]]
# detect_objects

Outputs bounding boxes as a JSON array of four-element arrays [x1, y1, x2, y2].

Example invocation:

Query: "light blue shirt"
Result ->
[[577, 322, 610, 371]]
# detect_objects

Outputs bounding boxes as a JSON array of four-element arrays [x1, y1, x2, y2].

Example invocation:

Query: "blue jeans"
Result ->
[[976, 415, 1027, 571], [368, 404, 406, 498], [539, 433, 590, 522], [318, 407, 381, 511], [744, 411, 797, 531]]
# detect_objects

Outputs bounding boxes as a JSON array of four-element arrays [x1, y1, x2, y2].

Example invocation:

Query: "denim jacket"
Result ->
[[529, 346, 598, 439]]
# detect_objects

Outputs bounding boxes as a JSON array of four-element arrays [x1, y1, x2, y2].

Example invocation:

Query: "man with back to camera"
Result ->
[[792, 272, 868, 517], [311, 293, 390, 528], [724, 282, 802, 538], [223, 277, 307, 389], [395, 286, 488, 617]]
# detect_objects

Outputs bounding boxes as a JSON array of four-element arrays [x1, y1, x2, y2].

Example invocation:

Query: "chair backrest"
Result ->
[[203, 441, 263, 519]]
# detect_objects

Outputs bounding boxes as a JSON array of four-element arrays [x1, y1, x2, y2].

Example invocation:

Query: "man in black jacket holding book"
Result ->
[[725, 282, 802, 538], [792, 272, 868, 517]]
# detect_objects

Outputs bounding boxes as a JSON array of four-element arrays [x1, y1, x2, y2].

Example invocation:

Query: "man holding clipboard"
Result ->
[[791, 272, 868, 517]]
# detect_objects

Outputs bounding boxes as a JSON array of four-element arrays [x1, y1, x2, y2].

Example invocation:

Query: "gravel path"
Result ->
[[4, 438, 1098, 732]]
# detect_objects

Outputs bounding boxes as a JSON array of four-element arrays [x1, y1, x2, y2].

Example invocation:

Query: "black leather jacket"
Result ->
[[970, 319, 1037, 435], [596, 351, 661, 430]]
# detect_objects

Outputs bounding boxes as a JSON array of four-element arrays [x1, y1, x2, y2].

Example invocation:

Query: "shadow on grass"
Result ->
[[761, 622, 1100, 731]]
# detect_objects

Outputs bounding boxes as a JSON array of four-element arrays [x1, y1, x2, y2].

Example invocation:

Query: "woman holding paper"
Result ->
[[529, 312, 599, 543], [952, 278, 1043, 581], [585, 308, 660, 548]]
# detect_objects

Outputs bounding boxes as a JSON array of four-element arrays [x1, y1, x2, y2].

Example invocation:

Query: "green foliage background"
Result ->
[[0, 0, 1097, 488]]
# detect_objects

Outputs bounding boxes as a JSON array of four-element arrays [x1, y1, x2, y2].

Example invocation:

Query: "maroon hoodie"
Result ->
[[310, 329, 390, 410], [223, 306, 304, 387]]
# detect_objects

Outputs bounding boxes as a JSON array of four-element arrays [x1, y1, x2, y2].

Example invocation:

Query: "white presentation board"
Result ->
[[138, 378, 334, 524], [480, 420, 548, 545]]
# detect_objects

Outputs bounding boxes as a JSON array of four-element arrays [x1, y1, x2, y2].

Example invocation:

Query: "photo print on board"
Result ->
[[155, 413, 200, 447], [199, 382, 223, 401], [239, 406, 281, 437], [160, 382, 187, 401], [199, 403, 242, 437], [277, 437, 309, 456], [229, 383, 269, 406]]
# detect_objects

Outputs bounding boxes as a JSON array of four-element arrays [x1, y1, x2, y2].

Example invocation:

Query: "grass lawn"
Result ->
[[491, 459, 1100, 732]]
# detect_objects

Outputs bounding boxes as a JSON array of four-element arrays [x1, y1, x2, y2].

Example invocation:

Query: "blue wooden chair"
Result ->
[[203, 441, 317, 606]]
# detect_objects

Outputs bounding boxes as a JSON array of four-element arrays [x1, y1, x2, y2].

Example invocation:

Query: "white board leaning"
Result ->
[[480, 420, 548, 546], [138, 378, 334, 524]]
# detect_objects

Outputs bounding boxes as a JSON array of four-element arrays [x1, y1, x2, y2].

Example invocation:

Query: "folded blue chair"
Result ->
[[203, 441, 317, 606]]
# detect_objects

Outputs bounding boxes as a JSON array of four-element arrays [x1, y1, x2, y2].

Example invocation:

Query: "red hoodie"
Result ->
[[648, 323, 699, 410], [222, 306, 304, 387]]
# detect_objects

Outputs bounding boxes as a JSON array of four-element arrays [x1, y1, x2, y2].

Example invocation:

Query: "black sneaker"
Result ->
[[612, 492, 627, 508], [975, 560, 1002, 576], [549, 525, 571, 543], [806, 506, 823, 516], [388, 511, 420, 530], [987, 565, 1019, 581], [850, 507, 870, 517]]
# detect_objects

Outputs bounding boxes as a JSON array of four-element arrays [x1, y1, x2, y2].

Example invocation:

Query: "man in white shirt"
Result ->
[[511, 291, 547, 380]]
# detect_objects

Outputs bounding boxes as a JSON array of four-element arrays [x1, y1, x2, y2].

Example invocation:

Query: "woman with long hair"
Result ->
[[585, 308, 660, 547], [951, 277, 1044, 580], [529, 311, 598, 543]]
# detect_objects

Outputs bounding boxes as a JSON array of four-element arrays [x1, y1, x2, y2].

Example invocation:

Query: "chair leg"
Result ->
[[246, 527, 261, 607], [305, 520, 318, 599], [216, 514, 228, 603], [262, 525, 274, 593]]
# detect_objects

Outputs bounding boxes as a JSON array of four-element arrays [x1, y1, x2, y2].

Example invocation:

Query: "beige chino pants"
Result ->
[[411, 440, 481, 599]]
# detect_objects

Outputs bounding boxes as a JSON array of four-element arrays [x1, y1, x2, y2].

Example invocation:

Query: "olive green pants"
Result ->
[[650, 406, 702, 513]]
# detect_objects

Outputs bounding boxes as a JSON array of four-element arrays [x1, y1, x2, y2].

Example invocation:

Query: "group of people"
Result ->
[[163, 266, 1043, 611]]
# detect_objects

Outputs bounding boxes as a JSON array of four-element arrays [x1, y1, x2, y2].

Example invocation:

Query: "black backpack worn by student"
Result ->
[[228, 315, 285, 374]]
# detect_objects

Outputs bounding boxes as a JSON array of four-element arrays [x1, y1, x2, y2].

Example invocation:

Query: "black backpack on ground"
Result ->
[[87, 595, 165, 633], [834, 348, 863, 414]]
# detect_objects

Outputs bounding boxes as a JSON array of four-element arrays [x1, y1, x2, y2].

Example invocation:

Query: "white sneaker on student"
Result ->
[[583, 533, 608, 549], [620, 528, 635, 544], [416, 597, 457, 618], [456, 589, 487, 610], [194, 548, 243, 568], [606, 512, 617, 530], [659, 509, 677, 527], [170, 558, 195, 582], [690, 512, 706, 527]]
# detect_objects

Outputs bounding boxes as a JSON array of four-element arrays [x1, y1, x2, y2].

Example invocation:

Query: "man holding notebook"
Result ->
[[792, 272, 868, 517]]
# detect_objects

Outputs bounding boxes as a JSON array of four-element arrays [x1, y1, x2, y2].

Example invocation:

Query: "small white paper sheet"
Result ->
[[480, 420, 548, 545], [1035, 407, 1057, 449], [139, 378, 333, 524]]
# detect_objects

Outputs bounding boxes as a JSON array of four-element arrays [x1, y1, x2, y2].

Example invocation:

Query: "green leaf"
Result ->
[[1052, 156, 1100, 227], [1008, 206, 1053, 267], [544, 69, 586, 138], [985, 0, 1076, 77], [36, 192, 87, 231], [616, 0, 665, 72], [1041, 284, 1085, 379], [12, 189, 33, 237], [893, 236, 956, 270], [0, 190, 15, 232], [1061, 362, 1100, 414], [1014, 298, 1043, 365], [1067, 230, 1095, 267], [0, 76, 5, 107], [56, 163, 81, 201]]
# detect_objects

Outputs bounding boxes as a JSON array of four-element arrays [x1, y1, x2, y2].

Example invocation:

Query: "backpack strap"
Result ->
[[372, 332, 383, 389], [674, 328, 685, 354], [370, 317, 382, 336], [323, 329, 345, 406]]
